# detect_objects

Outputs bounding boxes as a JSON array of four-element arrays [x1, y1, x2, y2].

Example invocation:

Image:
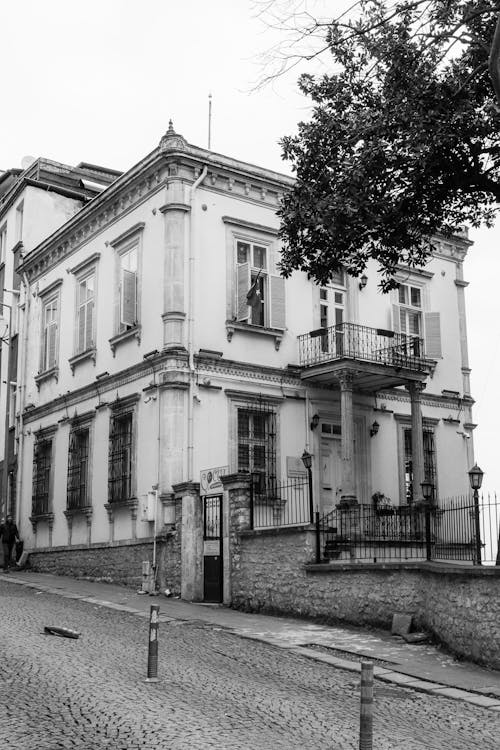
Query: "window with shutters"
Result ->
[[40, 294, 59, 373], [108, 411, 134, 503], [118, 245, 138, 333], [32, 437, 53, 516], [393, 282, 442, 359], [235, 239, 285, 330], [67, 426, 90, 510], [76, 272, 95, 354]]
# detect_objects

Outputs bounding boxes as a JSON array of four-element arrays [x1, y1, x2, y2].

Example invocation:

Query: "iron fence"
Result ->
[[250, 476, 312, 529], [314, 494, 500, 565], [298, 322, 426, 371]]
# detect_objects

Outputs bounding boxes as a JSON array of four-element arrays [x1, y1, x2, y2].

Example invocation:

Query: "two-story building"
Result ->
[[11, 124, 476, 595]]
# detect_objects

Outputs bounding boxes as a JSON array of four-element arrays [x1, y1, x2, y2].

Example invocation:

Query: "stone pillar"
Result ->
[[85, 511, 92, 547], [338, 369, 357, 506], [104, 504, 115, 543], [64, 512, 73, 546], [221, 473, 252, 606], [407, 381, 425, 503], [173, 481, 203, 602]]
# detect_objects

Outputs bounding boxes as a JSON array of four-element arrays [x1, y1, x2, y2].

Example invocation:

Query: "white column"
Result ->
[[407, 381, 425, 503], [339, 369, 357, 506]]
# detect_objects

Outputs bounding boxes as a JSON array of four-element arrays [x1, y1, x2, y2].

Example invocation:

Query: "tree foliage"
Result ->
[[276, 1, 500, 289]]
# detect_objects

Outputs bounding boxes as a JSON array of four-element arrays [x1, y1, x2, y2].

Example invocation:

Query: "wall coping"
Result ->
[[306, 561, 500, 577], [241, 524, 314, 538], [27, 534, 173, 555]]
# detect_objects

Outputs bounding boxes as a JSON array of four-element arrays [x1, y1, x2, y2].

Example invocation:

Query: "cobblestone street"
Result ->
[[1, 580, 500, 749]]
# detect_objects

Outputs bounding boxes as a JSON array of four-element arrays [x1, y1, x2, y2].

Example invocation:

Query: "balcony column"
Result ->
[[407, 381, 425, 503], [338, 369, 357, 506]]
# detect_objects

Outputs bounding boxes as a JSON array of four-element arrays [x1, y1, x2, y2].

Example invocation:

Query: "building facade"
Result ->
[[8, 124, 476, 595]]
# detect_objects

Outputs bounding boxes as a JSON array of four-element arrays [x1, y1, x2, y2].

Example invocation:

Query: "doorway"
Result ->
[[203, 494, 223, 603], [320, 430, 342, 514]]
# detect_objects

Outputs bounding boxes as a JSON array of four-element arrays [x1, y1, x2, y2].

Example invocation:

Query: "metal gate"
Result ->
[[203, 495, 223, 602]]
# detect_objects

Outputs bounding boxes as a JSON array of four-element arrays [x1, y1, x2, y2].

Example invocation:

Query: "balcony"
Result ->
[[298, 323, 431, 391]]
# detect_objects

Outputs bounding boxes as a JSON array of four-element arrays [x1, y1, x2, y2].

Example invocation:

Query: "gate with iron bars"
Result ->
[[203, 495, 223, 602]]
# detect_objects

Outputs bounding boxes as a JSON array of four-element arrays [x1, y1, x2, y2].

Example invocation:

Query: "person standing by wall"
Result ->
[[0, 515, 20, 572]]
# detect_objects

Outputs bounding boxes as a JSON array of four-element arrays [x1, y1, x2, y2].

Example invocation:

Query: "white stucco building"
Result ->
[[7, 124, 476, 592]]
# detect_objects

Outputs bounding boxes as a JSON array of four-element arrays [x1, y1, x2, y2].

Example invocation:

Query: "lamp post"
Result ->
[[468, 463, 484, 566], [421, 480, 434, 561], [301, 449, 314, 524]]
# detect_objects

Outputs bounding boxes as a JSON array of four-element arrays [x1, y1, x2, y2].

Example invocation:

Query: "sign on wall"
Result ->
[[200, 465, 229, 496]]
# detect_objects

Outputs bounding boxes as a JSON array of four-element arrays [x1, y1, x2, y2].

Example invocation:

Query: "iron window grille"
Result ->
[[404, 427, 437, 503], [32, 438, 52, 515], [108, 412, 133, 503], [67, 427, 90, 510], [237, 398, 277, 493]]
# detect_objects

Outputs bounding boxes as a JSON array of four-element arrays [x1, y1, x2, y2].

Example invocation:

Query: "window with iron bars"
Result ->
[[32, 439, 52, 515], [404, 427, 437, 503], [67, 427, 90, 510], [108, 412, 133, 503], [237, 403, 277, 493]]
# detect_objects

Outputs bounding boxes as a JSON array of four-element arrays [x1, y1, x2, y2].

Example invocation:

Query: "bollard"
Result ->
[[145, 603, 160, 683], [359, 661, 373, 750]]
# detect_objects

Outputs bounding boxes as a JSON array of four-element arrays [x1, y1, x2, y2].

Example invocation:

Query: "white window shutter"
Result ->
[[270, 275, 286, 330], [48, 322, 57, 368], [392, 304, 401, 333], [425, 312, 442, 358], [236, 262, 250, 321], [85, 299, 94, 349], [121, 269, 137, 326], [78, 305, 86, 352]]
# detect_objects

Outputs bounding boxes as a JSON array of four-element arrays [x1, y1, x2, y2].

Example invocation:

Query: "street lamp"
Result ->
[[468, 464, 484, 566], [420, 480, 434, 504], [301, 450, 314, 523]]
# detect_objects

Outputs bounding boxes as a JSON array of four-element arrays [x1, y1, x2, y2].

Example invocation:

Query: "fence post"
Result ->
[[359, 661, 373, 750], [307, 467, 314, 524], [249, 474, 254, 531], [315, 510, 321, 563], [425, 505, 432, 561], [473, 488, 482, 566]]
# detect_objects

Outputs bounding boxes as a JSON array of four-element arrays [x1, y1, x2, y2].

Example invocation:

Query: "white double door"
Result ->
[[320, 436, 342, 514]]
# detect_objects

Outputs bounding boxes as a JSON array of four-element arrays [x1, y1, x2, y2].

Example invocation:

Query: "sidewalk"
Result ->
[[3, 568, 500, 711]]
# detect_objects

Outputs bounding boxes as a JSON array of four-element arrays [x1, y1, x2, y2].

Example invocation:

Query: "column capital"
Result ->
[[406, 380, 426, 397], [338, 369, 355, 389]]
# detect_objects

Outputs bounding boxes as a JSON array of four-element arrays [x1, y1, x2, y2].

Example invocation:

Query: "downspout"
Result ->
[[187, 165, 208, 480], [15, 272, 30, 530]]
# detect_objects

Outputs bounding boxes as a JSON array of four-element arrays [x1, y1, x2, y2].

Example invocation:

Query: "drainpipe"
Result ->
[[187, 165, 207, 480], [15, 272, 30, 530]]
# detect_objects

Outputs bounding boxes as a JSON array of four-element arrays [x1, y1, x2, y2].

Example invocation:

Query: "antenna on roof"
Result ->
[[208, 93, 212, 150]]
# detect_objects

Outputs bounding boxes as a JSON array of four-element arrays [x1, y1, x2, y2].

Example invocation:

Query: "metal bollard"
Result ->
[[359, 661, 373, 750], [145, 604, 160, 683]]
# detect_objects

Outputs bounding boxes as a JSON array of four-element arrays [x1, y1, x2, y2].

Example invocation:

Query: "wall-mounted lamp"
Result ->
[[369, 420, 379, 437], [310, 413, 320, 431], [359, 274, 368, 290]]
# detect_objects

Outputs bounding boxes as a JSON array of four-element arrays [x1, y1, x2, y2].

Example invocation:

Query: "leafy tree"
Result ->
[[273, 1, 500, 289]]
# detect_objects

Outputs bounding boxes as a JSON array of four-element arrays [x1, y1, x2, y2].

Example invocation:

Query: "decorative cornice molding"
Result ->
[[38, 278, 63, 298], [109, 222, 145, 248], [222, 216, 279, 236], [159, 203, 190, 214], [67, 252, 101, 276]]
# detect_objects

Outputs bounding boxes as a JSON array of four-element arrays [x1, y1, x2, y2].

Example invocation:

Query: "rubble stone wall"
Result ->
[[232, 526, 500, 669]]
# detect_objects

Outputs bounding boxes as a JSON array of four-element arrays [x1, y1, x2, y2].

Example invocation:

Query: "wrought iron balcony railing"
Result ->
[[298, 323, 426, 371]]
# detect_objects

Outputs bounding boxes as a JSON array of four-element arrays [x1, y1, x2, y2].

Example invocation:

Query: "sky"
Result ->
[[0, 0, 497, 493]]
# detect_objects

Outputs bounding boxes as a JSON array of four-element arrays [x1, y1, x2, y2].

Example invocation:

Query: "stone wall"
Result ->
[[28, 532, 179, 591], [231, 526, 500, 669]]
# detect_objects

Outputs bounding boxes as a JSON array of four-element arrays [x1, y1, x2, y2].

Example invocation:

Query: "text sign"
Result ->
[[200, 465, 229, 495]]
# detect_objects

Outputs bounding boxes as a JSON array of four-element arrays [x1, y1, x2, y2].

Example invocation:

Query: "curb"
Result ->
[[3, 574, 500, 711]]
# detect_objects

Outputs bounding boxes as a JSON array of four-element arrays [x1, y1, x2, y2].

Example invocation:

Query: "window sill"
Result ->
[[226, 320, 284, 351], [109, 325, 141, 356], [35, 367, 59, 390], [69, 348, 97, 374], [64, 506, 93, 518]]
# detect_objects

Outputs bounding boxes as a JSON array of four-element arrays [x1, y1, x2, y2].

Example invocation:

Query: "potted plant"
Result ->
[[372, 491, 394, 516]]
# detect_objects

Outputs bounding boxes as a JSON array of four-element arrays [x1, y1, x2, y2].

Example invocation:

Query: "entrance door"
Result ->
[[203, 495, 223, 603], [320, 434, 342, 514]]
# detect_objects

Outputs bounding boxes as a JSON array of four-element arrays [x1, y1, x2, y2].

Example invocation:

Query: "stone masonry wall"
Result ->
[[232, 527, 500, 669], [28, 533, 179, 591]]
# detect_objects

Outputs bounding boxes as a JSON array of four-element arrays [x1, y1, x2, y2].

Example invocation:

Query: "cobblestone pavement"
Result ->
[[1, 581, 500, 750]]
